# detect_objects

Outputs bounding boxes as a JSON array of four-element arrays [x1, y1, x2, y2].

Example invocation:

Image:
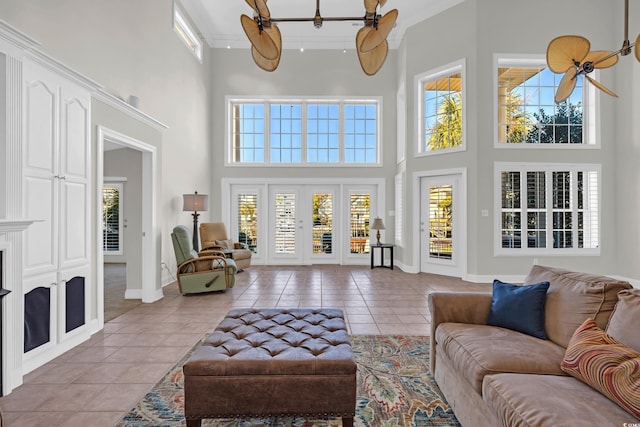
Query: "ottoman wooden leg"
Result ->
[[342, 416, 354, 427], [186, 419, 201, 427]]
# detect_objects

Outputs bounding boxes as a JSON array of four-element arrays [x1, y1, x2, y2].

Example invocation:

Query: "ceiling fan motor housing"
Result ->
[[582, 61, 594, 73]]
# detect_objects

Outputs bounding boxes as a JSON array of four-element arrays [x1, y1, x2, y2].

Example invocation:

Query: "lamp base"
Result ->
[[192, 212, 200, 251], [376, 231, 381, 245]]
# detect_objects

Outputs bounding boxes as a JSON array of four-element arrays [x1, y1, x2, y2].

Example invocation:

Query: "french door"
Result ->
[[420, 172, 466, 277], [270, 186, 303, 264], [229, 182, 379, 265]]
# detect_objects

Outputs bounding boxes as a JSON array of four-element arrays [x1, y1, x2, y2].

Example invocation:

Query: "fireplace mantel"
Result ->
[[0, 220, 39, 233], [0, 219, 32, 239]]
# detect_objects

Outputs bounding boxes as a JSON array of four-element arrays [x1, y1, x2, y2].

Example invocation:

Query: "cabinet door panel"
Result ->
[[23, 273, 58, 356], [59, 181, 88, 267], [24, 80, 56, 174], [24, 175, 57, 272], [60, 94, 89, 180]]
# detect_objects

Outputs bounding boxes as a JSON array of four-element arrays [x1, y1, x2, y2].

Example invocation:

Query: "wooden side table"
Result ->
[[370, 244, 394, 269]]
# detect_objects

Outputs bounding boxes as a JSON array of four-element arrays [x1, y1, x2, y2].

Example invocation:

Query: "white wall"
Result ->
[[613, 0, 640, 281]]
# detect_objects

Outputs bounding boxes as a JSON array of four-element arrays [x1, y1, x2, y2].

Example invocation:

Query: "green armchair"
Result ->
[[171, 225, 236, 295]]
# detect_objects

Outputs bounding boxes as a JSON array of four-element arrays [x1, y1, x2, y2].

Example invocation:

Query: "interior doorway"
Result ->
[[97, 126, 158, 326]]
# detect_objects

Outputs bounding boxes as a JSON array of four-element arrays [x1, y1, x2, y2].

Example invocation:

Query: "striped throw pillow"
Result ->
[[561, 317, 640, 419]]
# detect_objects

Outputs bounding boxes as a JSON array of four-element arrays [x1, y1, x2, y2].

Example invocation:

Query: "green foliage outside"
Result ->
[[427, 90, 583, 148], [427, 93, 462, 151]]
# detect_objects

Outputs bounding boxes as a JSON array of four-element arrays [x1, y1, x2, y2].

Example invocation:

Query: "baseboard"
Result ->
[[124, 289, 142, 299]]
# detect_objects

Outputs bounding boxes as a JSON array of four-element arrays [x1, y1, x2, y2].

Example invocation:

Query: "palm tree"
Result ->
[[504, 92, 533, 143], [427, 93, 462, 151]]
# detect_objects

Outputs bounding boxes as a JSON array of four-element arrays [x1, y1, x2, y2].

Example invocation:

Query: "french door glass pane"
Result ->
[[275, 193, 296, 254], [312, 193, 333, 254], [349, 194, 370, 254], [237, 193, 258, 253], [428, 185, 452, 259]]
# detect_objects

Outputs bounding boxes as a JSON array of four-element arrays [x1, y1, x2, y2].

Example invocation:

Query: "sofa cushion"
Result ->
[[487, 280, 549, 339], [524, 265, 632, 348], [435, 322, 565, 394], [231, 247, 252, 261], [215, 239, 234, 250], [606, 289, 640, 352], [561, 317, 640, 419], [483, 373, 636, 427]]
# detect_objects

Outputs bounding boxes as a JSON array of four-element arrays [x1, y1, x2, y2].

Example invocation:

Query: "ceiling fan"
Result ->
[[240, 0, 399, 75], [546, 0, 640, 103]]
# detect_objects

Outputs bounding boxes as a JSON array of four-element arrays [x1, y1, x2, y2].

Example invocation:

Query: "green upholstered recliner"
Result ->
[[171, 225, 236, 295]]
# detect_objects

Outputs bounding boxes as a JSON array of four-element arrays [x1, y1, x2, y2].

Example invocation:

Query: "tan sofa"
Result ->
[[429, 265, 640, 426]]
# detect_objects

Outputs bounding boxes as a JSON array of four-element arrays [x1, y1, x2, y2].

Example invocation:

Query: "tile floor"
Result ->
[[0, 265, 491, 427], [104, 263, 142, 323]]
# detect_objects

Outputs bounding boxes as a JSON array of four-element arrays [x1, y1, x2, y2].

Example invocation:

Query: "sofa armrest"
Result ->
[[428, 292, 493, 373]]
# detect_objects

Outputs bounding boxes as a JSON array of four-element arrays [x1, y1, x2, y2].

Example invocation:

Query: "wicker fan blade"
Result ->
[[379, 0, 388, 7], [547, 35, 590, 73], [252, 46, 281, 72], [586, 75, 618, 98], [251, 25, 282, 72], [636, 34, 640, 62], [241, 14, 279, 60], [364, 0, 378, 14], [356, 27, 388, 76], [244, 0, 270, 19], [360, 9, 398, 53], [555, 67, 578, 103], [583, 50, 619, 69]]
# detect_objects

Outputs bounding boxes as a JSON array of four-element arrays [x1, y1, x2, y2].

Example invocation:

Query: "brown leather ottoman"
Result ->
[[183, 308, 357, 427]]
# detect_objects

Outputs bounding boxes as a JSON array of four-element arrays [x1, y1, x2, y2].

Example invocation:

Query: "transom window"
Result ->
[[228, 98, 381, 165], [417, 59, 466, 155], [173, 4, 202, 62], [496, 57, 596, 146], [496, 163, 599, 255]]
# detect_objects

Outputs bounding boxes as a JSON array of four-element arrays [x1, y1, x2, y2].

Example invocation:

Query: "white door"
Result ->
[[269, 186, 303, 264], [308, 186, 339, 264], [420, 173, 465, 277]]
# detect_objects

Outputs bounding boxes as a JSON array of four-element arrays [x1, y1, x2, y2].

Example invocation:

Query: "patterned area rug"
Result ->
[[115, 335, 459, 427]]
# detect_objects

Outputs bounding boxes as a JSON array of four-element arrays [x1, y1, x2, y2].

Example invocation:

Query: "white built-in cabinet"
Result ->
[[21, 58, 92, 372]]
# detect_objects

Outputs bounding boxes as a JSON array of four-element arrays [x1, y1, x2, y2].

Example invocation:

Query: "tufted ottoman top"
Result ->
[[184, 308, 355, 377]]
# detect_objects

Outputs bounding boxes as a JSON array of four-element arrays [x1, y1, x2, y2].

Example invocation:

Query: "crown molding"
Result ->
[[92, 89, 169, 131]]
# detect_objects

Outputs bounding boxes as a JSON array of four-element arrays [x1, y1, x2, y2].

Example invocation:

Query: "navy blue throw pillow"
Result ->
[[487, 279, 550, 340]]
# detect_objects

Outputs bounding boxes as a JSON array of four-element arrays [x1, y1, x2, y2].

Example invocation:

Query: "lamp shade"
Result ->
[[372, 217, 385, 230], [183, 192, 208, 212]]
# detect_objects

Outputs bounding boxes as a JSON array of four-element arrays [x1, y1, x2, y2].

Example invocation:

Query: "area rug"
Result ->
[[115, 335, 460, 427]]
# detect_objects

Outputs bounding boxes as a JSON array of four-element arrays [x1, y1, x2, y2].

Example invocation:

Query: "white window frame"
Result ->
[[225, 96, 382, 167], [493, 54, 600, 149], [494, 162, 601, 256], [415, 58, 467, 157], [173, 3, 203, 62], [394, 172, 404, 247]]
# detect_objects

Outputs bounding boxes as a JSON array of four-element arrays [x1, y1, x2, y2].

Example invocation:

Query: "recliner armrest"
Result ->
[[428, 292, 492, 373]]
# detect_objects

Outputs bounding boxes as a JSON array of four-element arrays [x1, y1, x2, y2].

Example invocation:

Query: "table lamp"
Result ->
[[183, 191, 208, 251], [371, 217, 385, 245]]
